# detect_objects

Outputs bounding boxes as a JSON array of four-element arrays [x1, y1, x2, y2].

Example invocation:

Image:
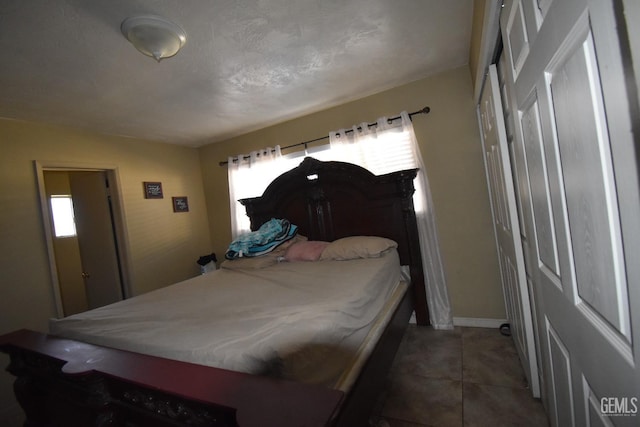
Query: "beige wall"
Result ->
[[199, 65, 505, 321], [0, 119, 212, 422]]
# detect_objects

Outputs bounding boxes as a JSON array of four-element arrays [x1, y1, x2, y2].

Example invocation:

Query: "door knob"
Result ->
[[81, 272, 91, 279]]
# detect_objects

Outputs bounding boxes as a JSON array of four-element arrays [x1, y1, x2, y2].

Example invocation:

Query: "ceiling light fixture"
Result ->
[[121, 15, 186, 62]]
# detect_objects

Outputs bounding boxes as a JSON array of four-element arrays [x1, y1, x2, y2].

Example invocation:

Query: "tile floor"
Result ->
[[371, 326, 549, 427]]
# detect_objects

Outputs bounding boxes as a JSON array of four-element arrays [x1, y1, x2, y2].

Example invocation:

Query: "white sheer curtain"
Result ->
[[328, 112, 453, 329], [227, 146, 294, 239]]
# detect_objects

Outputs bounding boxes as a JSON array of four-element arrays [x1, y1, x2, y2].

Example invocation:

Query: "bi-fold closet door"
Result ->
[[478, 62, 540, 398], [481, 0, 640, 426]]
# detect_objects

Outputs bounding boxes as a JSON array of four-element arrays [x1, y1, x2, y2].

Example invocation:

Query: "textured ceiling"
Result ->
[[0, 0, 472, 147]]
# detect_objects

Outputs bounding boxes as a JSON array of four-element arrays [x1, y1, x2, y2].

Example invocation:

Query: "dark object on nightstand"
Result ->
[[197, 253, 217, 274]]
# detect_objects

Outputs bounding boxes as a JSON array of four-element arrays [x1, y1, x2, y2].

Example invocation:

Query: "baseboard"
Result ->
[[453, 317, 507, 329], [410, 314, 507, 329]]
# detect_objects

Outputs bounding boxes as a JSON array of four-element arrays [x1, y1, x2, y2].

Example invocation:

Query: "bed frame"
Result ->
[[1, 158, 429, 427]]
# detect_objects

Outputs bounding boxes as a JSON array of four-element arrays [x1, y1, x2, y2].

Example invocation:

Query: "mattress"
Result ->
[[50, 249, 406, 390]]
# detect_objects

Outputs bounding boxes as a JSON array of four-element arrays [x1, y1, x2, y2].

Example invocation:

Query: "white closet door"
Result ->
[[478, 64, 540, 397], [500, 0, 640, 425]]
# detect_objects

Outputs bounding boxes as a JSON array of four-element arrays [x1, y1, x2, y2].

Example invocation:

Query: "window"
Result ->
[[50, 195, 77, 237], [226, 122, 418, 237]]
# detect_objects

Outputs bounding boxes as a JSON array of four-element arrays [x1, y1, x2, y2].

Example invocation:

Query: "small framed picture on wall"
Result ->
[[172, 196, 189, 212], [143, 182, 163, 199]]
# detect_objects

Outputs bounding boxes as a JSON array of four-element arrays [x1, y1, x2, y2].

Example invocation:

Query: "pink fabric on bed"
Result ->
[[284, 241, 330, 262]]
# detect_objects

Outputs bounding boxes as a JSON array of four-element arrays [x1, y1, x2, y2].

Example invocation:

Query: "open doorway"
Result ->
[[35, 162, 131, 318]]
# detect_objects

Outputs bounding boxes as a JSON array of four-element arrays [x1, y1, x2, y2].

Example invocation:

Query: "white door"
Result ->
[[478, 63, 540, 397], [500, 0, 640, 425], [69, 172, 124, 309]]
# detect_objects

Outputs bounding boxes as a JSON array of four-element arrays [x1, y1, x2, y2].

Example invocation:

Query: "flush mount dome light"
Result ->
[[121, 15, 186, 62]]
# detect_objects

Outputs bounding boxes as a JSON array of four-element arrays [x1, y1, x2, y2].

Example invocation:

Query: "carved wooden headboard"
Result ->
[[240, 157, 429, 325]]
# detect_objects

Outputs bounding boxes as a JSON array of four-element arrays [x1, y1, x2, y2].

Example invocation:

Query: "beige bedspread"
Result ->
[[50, 250, 404, 389]]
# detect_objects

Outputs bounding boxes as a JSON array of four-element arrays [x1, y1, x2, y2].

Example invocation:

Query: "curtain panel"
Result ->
[[328, 112, 453, 329], [227, 146, 287, 239]]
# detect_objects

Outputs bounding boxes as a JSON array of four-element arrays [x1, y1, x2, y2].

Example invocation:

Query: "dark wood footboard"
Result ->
[[1, 330, 343, 427]]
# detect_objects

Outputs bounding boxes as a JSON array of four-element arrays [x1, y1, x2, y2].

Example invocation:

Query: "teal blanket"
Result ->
[[225, 218, 297, 259]]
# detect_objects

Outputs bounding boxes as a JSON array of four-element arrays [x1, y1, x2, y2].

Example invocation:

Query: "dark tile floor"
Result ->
[[371, 326, 549, 427]]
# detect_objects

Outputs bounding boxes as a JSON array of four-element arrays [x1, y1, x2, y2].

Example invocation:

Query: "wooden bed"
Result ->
[[1, 157, 429, 427]]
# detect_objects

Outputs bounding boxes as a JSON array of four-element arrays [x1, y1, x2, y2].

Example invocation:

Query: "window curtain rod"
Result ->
[[218, 106, 430, 166]]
